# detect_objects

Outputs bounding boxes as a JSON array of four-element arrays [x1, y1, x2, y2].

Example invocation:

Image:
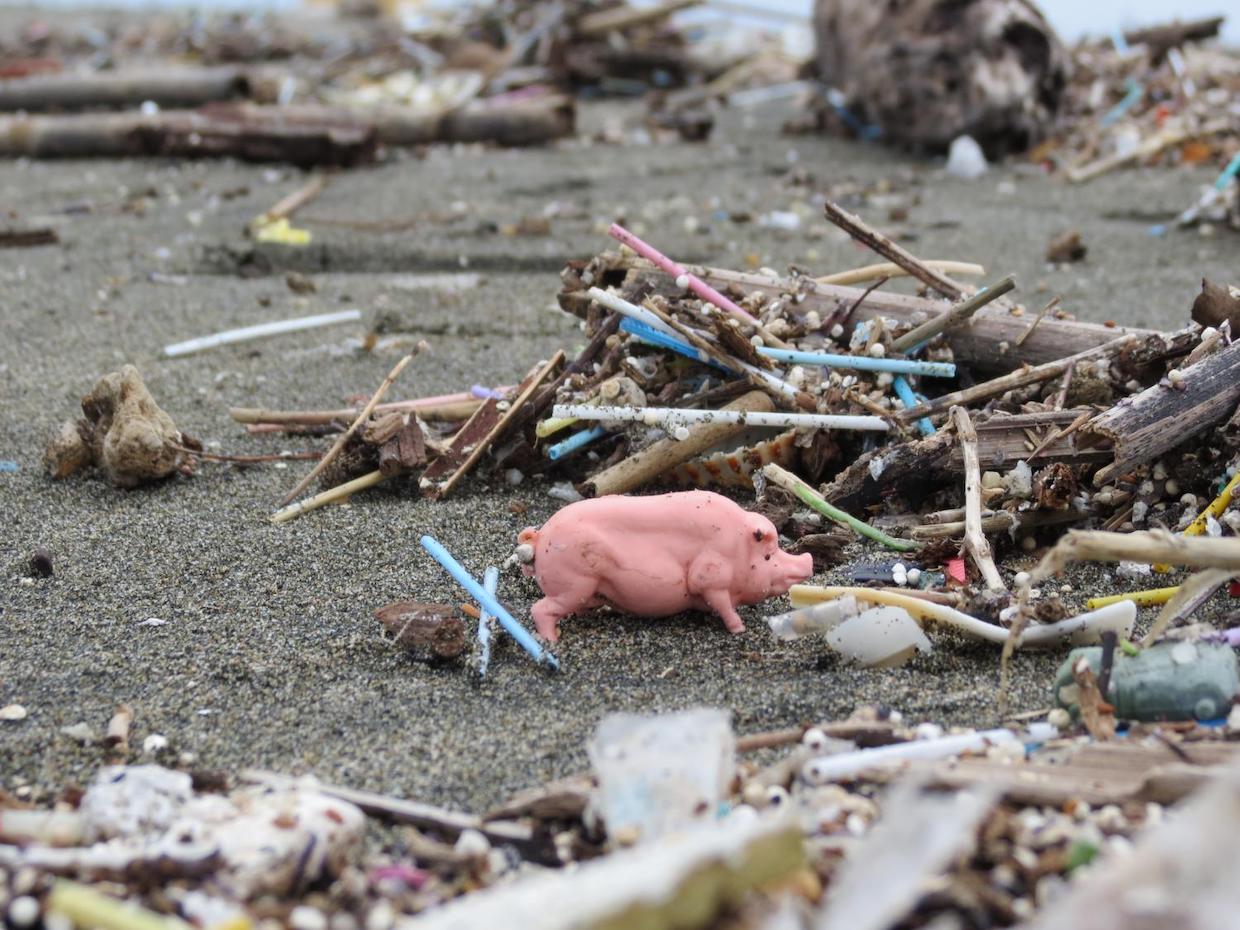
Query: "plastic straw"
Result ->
[[892, 376, 936, 436], [762, 463, 918, 552], [476, 566, 499, 678], [420, 535, 559, 671], [1086, 586, 1182, 610], [547, 426, 609, 460], [553, 404, 889, 432], [620, 318, 722, 368], [804, 729, 1015, 783], [758, 347, 955, 378], [163, 309, 362, 357], [589, 287, 679, 338], [608, 223, 759, 325]]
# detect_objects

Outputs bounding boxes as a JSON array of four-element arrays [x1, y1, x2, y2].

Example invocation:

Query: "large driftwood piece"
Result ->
[[1083, 338, 1240, 485], [0, 97, 574, 163], [0, 67, 248, 111], [821, 430, 956, 510], [813, 0, 1069, 155], [604, 261, 1153, 371], [948, 409, 1110, 471]]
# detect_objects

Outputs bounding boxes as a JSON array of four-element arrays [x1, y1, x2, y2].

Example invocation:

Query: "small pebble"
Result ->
[[905, 568, 921, 584], [289, 907, 327, 930], [867, 343, 885, 358], [1167, 368, 1184, 385], [143, 733, 169, 754], [28, 550, 53, 578], [0, 704, 28, 722], [675, 274, 690, 290], [454, 828, 491, 858], [1013, 571, 1031, 588], [673, 426, 691, 441], [1047, 708, 1071, 730], [801, 726, 828, 753], [8, 897, 40, 929]]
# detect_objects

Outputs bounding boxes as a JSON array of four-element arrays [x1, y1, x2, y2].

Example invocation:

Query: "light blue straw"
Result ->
[[1213, 151, 1240, 192], [548, 426, 608, 460], [756, 347, 955, 378], [476, 566, 498, 678], [893, 376, 935, 436], [420, 535, 559, 671], [619, 318, 733, 372], [1100, 80, 1143, 127]]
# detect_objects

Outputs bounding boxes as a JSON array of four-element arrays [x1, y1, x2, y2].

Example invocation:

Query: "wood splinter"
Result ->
[[951, 406, 1007, 593]]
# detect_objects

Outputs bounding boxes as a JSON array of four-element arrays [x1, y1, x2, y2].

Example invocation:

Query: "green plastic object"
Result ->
[[1054, 641, 1240, 723]]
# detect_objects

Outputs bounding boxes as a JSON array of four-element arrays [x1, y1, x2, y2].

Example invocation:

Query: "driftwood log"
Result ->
[[1083, 339, 1240, 485], [1123, 16, 1226, 62], [0, 97, 575, 163], [812, 0, 1069, 155], [0, 67, 248, 111]]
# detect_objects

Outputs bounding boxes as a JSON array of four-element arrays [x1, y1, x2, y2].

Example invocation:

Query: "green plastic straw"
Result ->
[[762, 464, 920, 553]]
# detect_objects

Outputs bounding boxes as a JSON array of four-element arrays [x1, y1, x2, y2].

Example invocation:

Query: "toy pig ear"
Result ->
[[753, 529, 765, 542]]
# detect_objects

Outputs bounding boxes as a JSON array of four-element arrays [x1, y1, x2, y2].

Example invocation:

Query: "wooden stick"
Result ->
[[1141, 569, 1236, 646], [1067, 120, 1231, 183], [815, 260, 984, 287], [896, 334, 1138, 421], [1084, 339, 1240, 486], [584, 391, 773, 497], [231, 397, 482, 427], [280, 347, 423, 506], [1015, 296, 1061, 348], [578, 0, 700, 36], [434, 351, 565, 499], [889, 274, 1016, 353], [251, 174, 328, 232], [911, 509, 1087, 539], [822, 200, 966, 300], [1030, 530, 1240, 584], [270, 470, 387, 524], [951, 407, 1007, 593]]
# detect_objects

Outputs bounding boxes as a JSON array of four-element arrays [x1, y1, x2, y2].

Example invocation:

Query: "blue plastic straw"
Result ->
[[548, 426, 608, 460], [756, 347, 956, 378], [420, 535, 559, 671], [893, 376, 935, 436], [1213, 151, 1240, 191], [1100, 80, 1143, 127], [476, 565, 498, 678], [619, 318, 732, 372]]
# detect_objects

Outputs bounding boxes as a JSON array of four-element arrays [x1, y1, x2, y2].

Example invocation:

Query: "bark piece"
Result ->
[[1191, 279, 1240, 332], [813, 0, 1069, 155], [1046, 230, 1086, 263], [1083, 339, 1240, 485], [375, 602, 466, 659]]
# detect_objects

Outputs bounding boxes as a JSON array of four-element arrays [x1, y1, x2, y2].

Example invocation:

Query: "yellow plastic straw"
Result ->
[[1086, 586, 1181, 610], [536, 415, 579, 438], [48, 881, 194, 930], [1154, 470, 1240, 572]]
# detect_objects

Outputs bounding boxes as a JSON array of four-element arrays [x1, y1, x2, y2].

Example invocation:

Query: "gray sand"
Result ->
[[1, 99, 1235, 812]]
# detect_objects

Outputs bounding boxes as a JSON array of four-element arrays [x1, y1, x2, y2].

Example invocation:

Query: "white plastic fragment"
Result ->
[[817, 784, 999, 930], [945, 135, 988, 179], [79, 765, 195, 840], [0, 704, 27, 722], [587, 709, 735, 845], [824, 606, 932, 668], [765, 597, 859, 641]]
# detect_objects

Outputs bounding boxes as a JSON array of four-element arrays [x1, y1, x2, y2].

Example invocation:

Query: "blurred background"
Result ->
[[6, 0, 1236, 46]]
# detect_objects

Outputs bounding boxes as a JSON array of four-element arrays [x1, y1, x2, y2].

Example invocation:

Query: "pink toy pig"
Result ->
[[518, 490, 813, 643]]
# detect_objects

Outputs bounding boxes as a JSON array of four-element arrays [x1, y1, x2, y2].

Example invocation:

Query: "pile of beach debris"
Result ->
[[6, 700, 1240, 930]]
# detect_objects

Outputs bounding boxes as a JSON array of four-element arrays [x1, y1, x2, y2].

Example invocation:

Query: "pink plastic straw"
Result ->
[[608, 223, 759, 325]]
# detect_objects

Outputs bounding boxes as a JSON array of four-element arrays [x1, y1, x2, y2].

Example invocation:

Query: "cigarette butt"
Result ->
[[103, 703, 133, 753]]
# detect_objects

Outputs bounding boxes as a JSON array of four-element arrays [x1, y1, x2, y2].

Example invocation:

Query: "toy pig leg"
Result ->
[[688, 552, 744, 633], [530, 577, 600, 643]]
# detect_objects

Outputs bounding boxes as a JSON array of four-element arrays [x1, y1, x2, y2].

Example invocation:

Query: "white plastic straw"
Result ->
[[163, 309, 362, 357], [803, 729, 1016, 784], [551, 404, 890, 432]]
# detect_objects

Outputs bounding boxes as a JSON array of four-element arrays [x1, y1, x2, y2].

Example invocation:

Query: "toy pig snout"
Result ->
[[769, 550, 813, 592]]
